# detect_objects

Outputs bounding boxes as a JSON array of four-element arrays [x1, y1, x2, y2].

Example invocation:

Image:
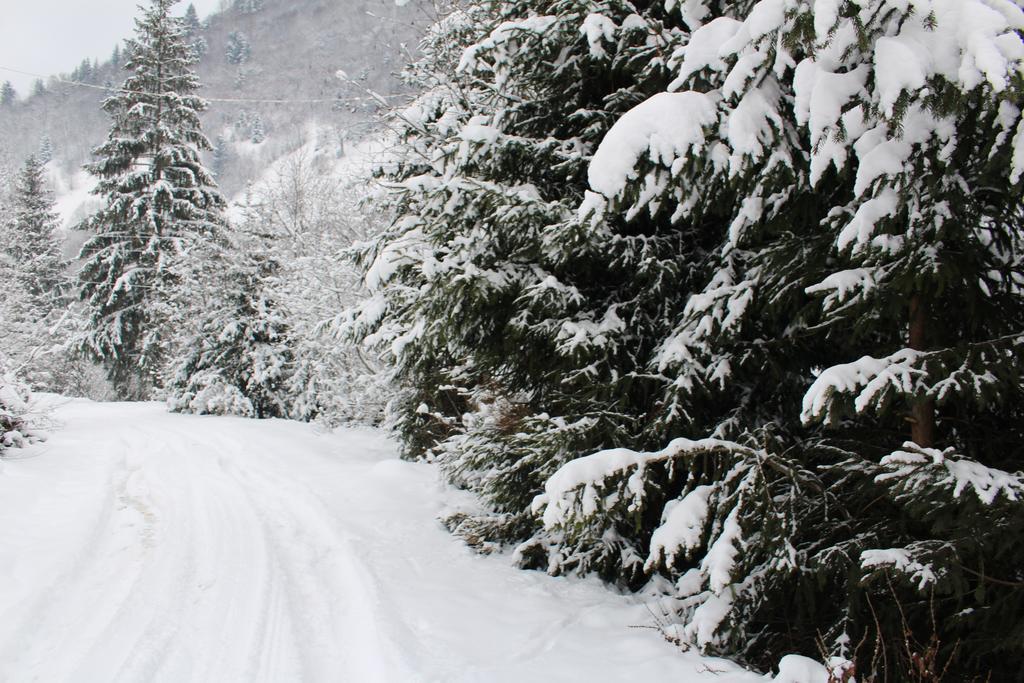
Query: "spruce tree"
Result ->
[[168, 225, 300, 419], [183, 3, 201, 36], [75, 58, 94, 83], [360, 0, 1024, 676], [529, 0, 1024, 676], [7, 155, 64, 304], [37, 136, 53, 164], [1, 155, 69, 389], [225, 31, 250, 65], [249, 114, 265, 144], [76, 0, 226, 399], [211, 134, 229, 176], [351, 0, 711, 561], [0, 81, 15, 107]]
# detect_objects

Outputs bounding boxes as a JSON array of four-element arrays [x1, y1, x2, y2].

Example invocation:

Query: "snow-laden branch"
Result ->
[[876, 442, 1024, 505]]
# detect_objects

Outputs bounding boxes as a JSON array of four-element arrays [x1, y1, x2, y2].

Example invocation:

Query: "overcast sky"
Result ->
[[0, 0, 224, 96]]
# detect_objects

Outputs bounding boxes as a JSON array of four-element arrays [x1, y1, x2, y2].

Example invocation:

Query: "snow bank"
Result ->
[[771, 654, 830, 683]]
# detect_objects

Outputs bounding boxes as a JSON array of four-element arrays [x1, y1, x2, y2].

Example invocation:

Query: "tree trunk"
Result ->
[[909, 294, 935, 447]]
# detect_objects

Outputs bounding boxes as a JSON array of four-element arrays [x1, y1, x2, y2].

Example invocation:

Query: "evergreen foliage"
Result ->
[[1, 154, 73, 391], [183, 3, 201, 35], [167, 226, 299, 419], [225, 31, 251, 65], [167, 143, 383, 423], [191, 36, 209, 60], [0, 354, 35, 453], [75, 0, 226, 399], [250, 114, 265, 144], [7, 155, 64, 305], [211, 134, 230, 176], [358, 0, 1024, 677], [0, 81, 15, 106], [37, 136, 53, 164], [234, 0, 264, 14]]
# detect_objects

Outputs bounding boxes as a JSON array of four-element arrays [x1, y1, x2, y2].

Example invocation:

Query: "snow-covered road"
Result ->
[[0, 399, 764, 682]]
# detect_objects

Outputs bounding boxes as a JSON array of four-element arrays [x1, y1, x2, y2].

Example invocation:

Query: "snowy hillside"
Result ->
[[0, 0, 426, 211]]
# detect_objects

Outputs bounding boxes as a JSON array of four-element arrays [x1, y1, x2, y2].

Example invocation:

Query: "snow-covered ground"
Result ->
[[0, 399, 768, 682]]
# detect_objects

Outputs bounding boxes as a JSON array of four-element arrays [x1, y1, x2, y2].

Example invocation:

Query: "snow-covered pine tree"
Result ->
[[183, 3, 201, 36], [211, 134, 229, 176], [76, 0, 226, 400], [225, 31, 251, 65], [37, 136, 53, 164], [1, 154, 72, 390], [0, 352, 36, 453], [530, 0, 1024, 677], [349, 0, 726, 568], [249, 114, 265, 144], [0, 81, 16, 107], [167, 222, 299, 419], [7, 155, 64, 306], [75, 58, 95, 84]]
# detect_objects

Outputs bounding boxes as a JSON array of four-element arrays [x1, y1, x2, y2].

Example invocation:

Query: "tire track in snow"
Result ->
[[207, 432, 423, 681]]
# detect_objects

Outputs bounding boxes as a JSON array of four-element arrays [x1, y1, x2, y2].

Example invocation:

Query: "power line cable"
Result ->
[[0, 65, 403, 106]]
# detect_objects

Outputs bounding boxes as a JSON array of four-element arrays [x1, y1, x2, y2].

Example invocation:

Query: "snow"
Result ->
[[664, 0, 711, 29], [646, 485, 714, 569], [1011, 116, 1024, 183], [581, 13, 617, 59], [459, 117, 501, 145], [874, 37, 929, 116], [458, 15, 559, 74], [47, 166, 99, 230], [534, 437, 747, 529], [812, 0, 841, 40], [877, 443, 1024, 505], [861, 0, 1024, 96], [555, 306, 625, 353], [744, 0, 787, 41], [792, 59, 867, 183], [800, 348, 923, 423], [702, 508, 741, 595], [804, 267, 877, 311], [688, 592, 734, 650], [0, 399, 768, 682], [364, 225, 427, 292], [668, 17, 743, 91], [836, 187, 900, 253], [772, 655, 830, 683], [725, 81, 783, 170], [588, 91, 718, 199], [860, 548, 938, 589]]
